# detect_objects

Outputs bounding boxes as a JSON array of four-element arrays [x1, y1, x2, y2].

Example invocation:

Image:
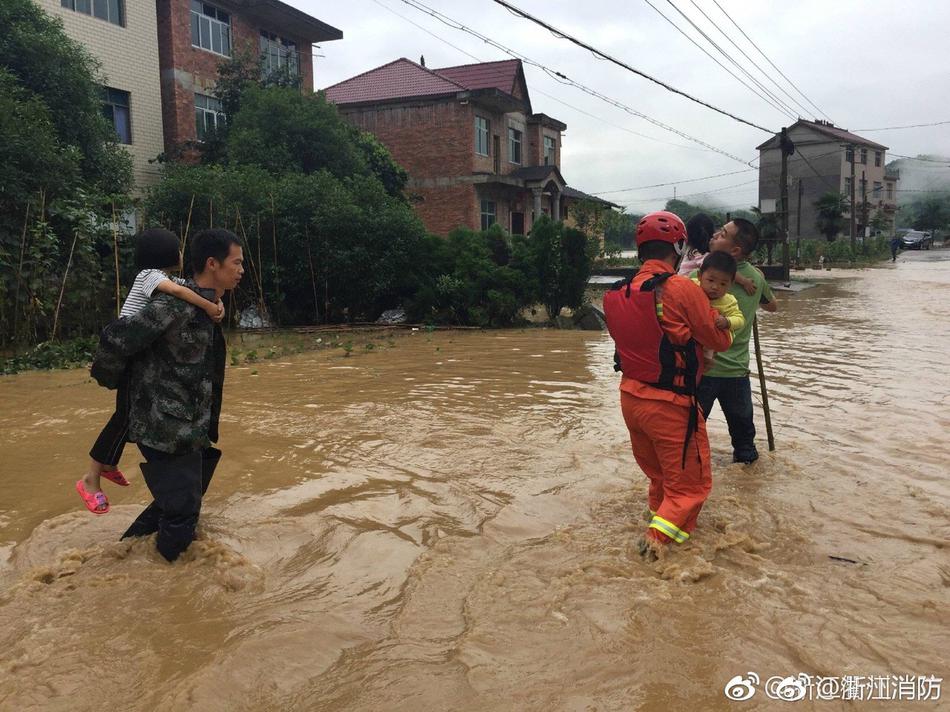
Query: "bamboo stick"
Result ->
[[180, 193, 196, 257], [51, 229, 80, 341], [12, 200, 31, 344], [112, 202, 121, 318], [306, 229, 319, 323], [752, 317, 775, 452]]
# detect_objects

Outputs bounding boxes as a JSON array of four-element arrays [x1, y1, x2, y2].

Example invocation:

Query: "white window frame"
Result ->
[[260, 30, 299, 78], [872, 181, 882, 199], [508, 127, 522, 165], [480, 200, 496, 230], [191, 1, 232, 57], [474, 116, 490, 156], [874, 151, 882, 167], [195, 93, 226, 141], [543, 135, 556, 165], [61, 0, 124, 26], [102, 87, 131, 144]]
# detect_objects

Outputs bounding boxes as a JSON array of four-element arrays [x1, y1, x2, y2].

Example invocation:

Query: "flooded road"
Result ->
[[1, 253, 948, 711]]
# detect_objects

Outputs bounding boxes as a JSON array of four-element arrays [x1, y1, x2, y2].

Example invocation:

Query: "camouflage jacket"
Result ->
[[91, 282, 226, 455]]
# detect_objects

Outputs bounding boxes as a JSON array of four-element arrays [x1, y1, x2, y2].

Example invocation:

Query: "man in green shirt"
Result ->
[[692, 219, 777, 464]]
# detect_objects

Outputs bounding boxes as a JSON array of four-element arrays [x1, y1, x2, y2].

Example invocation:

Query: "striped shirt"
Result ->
[[120, 269, 184, 318]]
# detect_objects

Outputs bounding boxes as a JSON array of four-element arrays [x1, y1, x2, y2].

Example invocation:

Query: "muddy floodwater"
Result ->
[[1, 254, 948, 711]]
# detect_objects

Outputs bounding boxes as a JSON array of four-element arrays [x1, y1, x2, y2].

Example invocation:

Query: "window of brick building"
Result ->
[[474, 116, 490, 156], [61, 0, 123, 26], [543, 135, 556, 165], [873, 181, 882, 198], [508, 127, 522, 165], [260, 31, 298, 79], [860, 148, 867, 164], [874, 151, 882, 167], [886, 182, 895, 200], [480, 200, 496, 230], [101, 87, 131, 144], [195, 94, 225, 141], [845, 147, 853, 163], [191, 2, 231, 57], [844, 177, 852, 195]]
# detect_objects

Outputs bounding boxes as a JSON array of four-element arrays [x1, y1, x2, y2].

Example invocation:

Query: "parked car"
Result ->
[[900, 230, 934, 250]]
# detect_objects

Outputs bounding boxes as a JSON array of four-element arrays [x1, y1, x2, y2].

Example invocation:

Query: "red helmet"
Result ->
[[635, 211, 687, 248]]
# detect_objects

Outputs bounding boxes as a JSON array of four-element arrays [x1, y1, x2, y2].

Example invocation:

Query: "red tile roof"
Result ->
[[433, 59, 521, 95], [756, 119, 888, 151], [324, 58, 464, 105]]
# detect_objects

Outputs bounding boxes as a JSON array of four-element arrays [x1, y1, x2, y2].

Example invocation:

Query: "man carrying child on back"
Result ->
[[692, 219, 777, 465], [92, 229, 244, 561]]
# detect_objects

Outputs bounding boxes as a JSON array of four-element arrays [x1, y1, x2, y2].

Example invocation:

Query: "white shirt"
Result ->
[[120, 269, 184, 318]]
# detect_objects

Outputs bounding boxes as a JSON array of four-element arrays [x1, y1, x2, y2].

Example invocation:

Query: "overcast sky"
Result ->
[[292, 0, 950, 213]]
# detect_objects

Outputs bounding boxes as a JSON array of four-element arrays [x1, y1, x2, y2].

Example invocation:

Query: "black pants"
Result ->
[[122, 445, 221, 562], [89, 380, 129, 466], [697, 375, 758, 463]]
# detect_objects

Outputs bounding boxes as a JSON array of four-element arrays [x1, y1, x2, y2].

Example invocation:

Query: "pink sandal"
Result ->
[[76, 479, 110, 515], [100, 469, 130, 487]]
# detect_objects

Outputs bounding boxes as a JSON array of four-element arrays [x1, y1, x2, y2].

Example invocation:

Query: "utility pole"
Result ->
[[849, 144, 856, 250], [861, 169, 869, 242], [779, 127, 794, 283], [796, 178, 804, 265]]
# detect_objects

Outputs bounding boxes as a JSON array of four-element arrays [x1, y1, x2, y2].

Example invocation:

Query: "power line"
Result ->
[[622, 178, 759, 203], [709, 0, 833, 123], [490, 0, 775, 133], [370, 0, 713, 154], [685, 0, 813, 119], [396, 0, 752, 163], [368, 0, 481, 62], [592, 168, 755, 195], [855, 120, 950, 131], [640, 0, 796, 120], [660, 0, 798, 120]]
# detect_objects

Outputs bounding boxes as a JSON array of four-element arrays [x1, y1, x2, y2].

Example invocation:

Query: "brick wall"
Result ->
[[341, 100, 479, 234], [158, 0, 315, 152], [40, 0, 165, 192]]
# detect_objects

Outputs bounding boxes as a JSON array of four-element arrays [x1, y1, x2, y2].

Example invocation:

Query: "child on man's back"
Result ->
[[76, 228, 224, 514]]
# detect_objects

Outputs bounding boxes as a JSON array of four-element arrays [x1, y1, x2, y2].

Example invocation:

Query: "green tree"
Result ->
[[814, 192, 848, 242], [0, 0, 131, 196], [0, 0, 132, 346], [911, 196, 950, 233], [528, 216, 597, 319]]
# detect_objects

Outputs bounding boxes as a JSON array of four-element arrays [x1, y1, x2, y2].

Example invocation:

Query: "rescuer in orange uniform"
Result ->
[[603, 212, 733, 558]]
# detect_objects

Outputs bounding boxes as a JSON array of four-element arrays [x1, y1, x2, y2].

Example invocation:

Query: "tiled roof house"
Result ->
[[757, 119, 898, 239], [324, 57, 612, 235]]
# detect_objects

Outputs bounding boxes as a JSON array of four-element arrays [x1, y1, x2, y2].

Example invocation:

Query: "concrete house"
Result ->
[[324, 58, 612, 236], [43, 0, 167, 189], [757, 119, 898, 240], [45, 0, 343, 191], [157, 0, 342, 155]]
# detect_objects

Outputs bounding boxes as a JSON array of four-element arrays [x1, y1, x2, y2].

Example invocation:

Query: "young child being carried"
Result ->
[[76, 228, 225, 514], [692, 251, 745, 365]]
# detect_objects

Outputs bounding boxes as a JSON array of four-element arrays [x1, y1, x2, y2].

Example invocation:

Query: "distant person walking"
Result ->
[[890, 236, 901, 262], [92, 229, 243, 561]]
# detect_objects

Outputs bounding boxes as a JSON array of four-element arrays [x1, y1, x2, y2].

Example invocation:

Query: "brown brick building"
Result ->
[[158, 1, 343, 154], [324, 58, 612, 236]]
